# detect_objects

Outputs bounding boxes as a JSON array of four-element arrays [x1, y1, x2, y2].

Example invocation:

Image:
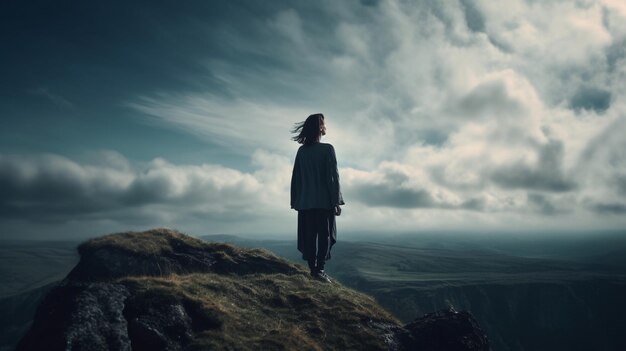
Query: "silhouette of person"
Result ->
[[290, 113, 344, 283]]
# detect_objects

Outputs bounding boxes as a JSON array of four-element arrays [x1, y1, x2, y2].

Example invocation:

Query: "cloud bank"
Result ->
[[2, 0, 626, 237], [128, 0, 626, 230]]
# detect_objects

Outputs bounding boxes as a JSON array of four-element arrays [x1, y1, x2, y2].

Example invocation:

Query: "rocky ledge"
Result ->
[[17, 228, 491, 350]]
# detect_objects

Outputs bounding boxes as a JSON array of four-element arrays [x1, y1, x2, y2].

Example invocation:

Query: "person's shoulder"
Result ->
[[295, 145, 305, 158], [319, 142, 335, 150], [322, 143, 336, 155]]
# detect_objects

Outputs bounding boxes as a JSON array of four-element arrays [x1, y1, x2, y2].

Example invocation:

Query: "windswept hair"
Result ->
[[291, 113, 324, 145]]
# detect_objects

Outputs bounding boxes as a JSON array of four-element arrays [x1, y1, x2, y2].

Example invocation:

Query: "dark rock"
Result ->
[[17, 282, 131, 351], [124, 293, 194, 351], [360, 316, 405, 351], [16, 280, 225, 351], [397, 308, 491, 351]]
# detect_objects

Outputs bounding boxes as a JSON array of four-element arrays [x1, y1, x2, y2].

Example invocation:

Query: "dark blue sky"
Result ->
[[1, 0, 625, 239], [0, 0, 263, 167]]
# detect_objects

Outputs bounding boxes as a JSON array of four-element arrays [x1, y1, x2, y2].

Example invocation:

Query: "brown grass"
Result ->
[[120, 271, 401, 350], [78, 228, 278, 259]]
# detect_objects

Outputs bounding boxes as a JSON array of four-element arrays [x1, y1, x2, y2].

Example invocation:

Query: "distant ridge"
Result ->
[[201, 233, 246, 242]]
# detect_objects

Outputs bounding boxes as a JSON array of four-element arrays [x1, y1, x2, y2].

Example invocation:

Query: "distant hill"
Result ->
[[16, 228, 490, 351]]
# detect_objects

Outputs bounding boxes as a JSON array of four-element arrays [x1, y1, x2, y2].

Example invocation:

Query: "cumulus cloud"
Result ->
[[351, 184, 434, 208], [489, 139, 576, 192], [0, 152, 289, 229], [341, 163, 487, 211], [4, 0, 626, 236], [569, 86, 612, 112], [590, 203, 626, 215], [120, 0, 626, 232]]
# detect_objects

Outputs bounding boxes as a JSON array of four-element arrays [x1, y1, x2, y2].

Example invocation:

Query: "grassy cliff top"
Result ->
[[120, 270, 401, 350], [72, 228, 403, 349], [79, 227, 248, 256], [70, 228, 300, 280]]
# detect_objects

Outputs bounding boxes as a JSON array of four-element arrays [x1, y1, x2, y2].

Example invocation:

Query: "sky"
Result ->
[[1, 0, 626, 240]]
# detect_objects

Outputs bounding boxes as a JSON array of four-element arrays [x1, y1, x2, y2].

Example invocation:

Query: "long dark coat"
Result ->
[[290, 142, 344, 260], [296, 209, 336, 260]]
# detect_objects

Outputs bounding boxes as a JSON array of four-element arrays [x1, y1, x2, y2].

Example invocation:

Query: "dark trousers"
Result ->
[[297, 208, 335, 272]]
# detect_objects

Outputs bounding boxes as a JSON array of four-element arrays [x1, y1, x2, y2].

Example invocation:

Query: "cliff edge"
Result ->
[[17, 228, 490, 350]]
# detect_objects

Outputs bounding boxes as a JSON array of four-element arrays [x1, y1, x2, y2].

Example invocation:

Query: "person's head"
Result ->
[[291, 113, 326, 145]]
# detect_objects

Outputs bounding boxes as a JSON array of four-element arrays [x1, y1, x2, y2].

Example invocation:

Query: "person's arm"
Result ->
[[290, 151, 300, 209], [327, 145, 345, 214]]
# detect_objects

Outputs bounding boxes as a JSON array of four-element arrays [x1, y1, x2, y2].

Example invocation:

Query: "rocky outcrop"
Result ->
[[18, 228, 491, 350], [66, 228, 299, 281], [398, 309, 490, 351]]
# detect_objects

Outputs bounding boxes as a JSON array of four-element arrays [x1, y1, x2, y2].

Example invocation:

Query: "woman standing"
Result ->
[[290, 113, 345, 283]]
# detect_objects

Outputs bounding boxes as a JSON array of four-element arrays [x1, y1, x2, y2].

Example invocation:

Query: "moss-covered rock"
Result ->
[[67, 228, 299, 281]]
